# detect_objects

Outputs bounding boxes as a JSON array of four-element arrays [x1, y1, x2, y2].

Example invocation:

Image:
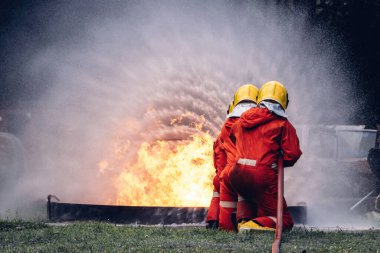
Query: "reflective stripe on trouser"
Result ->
[[219, 170, 237, 231], [229, 163, 294, 230], [236, 195, 257, 222], [206, 189, 220, 222], [218, 200, 237, 231]]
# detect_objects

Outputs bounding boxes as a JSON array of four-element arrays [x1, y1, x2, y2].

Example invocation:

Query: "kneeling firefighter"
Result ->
[[228, 81, 302, 232], [218, 84, 259, 231], [206, 102, 233, 229]]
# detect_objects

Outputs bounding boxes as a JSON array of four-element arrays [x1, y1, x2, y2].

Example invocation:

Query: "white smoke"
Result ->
[[2, 0, 373, 227]]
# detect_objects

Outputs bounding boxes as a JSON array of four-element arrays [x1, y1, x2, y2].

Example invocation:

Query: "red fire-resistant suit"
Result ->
[[228, 107, 302, 230], [217, 117, 244, 231], [206, 134, 226, 224], [219, 116, 258, 231], [206, 116, 240, 227]]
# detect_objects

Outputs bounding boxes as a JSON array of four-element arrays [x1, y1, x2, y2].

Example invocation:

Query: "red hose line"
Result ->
[[272, 156, 284, 253]]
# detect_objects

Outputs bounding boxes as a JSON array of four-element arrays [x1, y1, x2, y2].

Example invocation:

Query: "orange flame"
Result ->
[[115, 133, 214, 207], [98, 115, 215, 207]]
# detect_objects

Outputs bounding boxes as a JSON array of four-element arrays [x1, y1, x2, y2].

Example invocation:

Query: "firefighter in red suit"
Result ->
[[227, 81, 302, 232], [217, 84, 259, 231], [205, 102, 232, 229]]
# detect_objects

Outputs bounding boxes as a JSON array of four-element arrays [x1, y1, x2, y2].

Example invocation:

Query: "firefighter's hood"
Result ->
[[259, 100, 288, 118], [227, 102, 256, 118]]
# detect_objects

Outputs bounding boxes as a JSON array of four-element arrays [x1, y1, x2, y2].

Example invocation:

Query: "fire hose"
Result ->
[[272, 155, 284, 253]]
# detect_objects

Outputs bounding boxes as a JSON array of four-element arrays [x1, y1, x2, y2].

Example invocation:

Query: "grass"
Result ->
[[0, 220, 379, 252]]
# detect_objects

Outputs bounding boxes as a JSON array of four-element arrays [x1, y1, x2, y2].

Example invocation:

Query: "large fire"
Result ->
[[98, 116, 215, 207]]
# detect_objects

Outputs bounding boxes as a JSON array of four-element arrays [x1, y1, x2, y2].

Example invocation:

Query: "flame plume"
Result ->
[[98, 113, 216, 207], [116, 133, 214, 207]]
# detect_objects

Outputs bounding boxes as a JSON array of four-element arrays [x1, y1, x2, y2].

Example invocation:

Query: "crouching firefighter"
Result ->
[[228, 81, 302, 232], [218, 84, 259, 231], [206, 102, 233, 229]]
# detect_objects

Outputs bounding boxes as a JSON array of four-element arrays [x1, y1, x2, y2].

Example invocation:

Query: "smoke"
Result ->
[[2, 0, 374, 227]]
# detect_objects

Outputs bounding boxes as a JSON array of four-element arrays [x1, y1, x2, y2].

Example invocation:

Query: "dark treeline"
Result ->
[[298, 0, 380, 127], [274, 0, 379, 126], [313, 0, 380, 127]]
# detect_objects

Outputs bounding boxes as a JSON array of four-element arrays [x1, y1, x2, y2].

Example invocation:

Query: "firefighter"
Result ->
[[218, 84, 259, 231], [206, 102, 233, 229], [227, 81, 302, 232]]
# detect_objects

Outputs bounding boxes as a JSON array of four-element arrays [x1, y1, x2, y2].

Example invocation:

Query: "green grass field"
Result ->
[[1, 220, 379, 252]]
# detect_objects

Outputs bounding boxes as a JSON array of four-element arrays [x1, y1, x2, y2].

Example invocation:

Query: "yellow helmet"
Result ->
[[257, 81, 289, 110], [233, 84, 259, 106], [226, 101, 234, 114]]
